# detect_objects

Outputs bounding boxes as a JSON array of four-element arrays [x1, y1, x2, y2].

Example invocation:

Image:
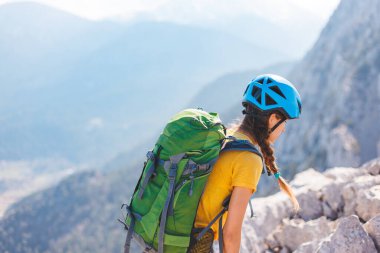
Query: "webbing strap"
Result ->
[[138, 152, 172, 199], [268, 116, 286, 134], [158, 167, 176, 253], [167, 191, 175, 216], [219, 216, 224, 253], [138, 167, 155, 199], [124, 217, 135, 253], [195, 207, 226, 241], [221, 137, 268, 175], [158, 153, 185, 253], [182, 157, 218, 176], [138, 151, 156, 199], [196, 195, 230, 241], [248, 199, 254, 218]]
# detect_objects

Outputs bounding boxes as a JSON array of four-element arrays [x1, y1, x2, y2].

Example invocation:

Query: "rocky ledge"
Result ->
[[240, 158, 380, 253]]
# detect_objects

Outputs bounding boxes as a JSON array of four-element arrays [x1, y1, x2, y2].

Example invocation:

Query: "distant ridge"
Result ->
[[0, 1, 290, 163]]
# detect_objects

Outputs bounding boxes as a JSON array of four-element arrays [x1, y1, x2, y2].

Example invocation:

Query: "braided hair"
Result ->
[[239, 103, 300, 212]]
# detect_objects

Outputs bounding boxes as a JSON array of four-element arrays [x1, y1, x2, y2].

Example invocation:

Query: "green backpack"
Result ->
[[121, 108, 264, 253]]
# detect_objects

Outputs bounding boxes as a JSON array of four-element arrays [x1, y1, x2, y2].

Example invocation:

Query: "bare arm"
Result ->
[[222, 186, 252, 253]]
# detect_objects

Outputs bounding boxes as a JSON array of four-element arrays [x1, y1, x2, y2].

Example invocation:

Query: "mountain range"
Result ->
[[2, 0, 380, 252], [0, 2, 291, 164], [221, 0, 380, 178]]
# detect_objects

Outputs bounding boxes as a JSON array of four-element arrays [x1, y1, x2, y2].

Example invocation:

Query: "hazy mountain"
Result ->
[[0, 158, 80, 218], [0, 165, 142, 253], [0, 2, 290, 164], [222, 0, 380, 178], [0, 2, 123, 93], [275, 0, 380, 174], [0, 2, 125, 162], [203, 13, 321, 59], [187, 61, 295, 121], [123, 0, 332, 60]]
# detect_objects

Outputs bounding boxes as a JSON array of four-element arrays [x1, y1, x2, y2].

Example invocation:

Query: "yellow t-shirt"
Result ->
[[193, 130, 263, 240]]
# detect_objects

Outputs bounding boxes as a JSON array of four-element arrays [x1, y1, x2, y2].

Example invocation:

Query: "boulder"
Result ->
[[342, 175, 380, 216], [355, 185, 380, 222], [294, 240, 321, 253], [245, 194, 293, 239], [295, 189, 323, 221], [290, 168, 332, 190], [360, 158, 380, 175], [316, 215, 377, 253], [363, 215, 380, 251], [320, 183, 344, 219], [269, 217, 333, 252], [323, 167, 366, 182], [240, 158, 380, 253]]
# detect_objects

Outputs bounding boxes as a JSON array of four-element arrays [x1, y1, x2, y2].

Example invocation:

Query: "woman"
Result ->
[[188, 74, 302, 253]]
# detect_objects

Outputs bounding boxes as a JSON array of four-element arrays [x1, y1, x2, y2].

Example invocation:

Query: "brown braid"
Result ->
[[239, 104, 278, 175], [238, 103, 300, 212]]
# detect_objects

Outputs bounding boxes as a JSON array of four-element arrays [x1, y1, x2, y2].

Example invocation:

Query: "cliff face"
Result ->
[[238, 158, 380, 253], [276, 0, 380, 173]]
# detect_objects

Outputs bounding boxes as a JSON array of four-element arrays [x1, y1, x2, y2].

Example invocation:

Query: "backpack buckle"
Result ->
[[146, 151, 155, 161]]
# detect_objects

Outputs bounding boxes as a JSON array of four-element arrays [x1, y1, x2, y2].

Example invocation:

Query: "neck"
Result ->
[[236, 127, 258, 145]]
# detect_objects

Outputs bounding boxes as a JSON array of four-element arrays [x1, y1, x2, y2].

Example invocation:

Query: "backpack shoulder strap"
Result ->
[[221, 136, 268, 175]]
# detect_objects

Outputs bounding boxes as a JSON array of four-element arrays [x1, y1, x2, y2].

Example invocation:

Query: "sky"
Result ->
[[0, 0, 341, 27]]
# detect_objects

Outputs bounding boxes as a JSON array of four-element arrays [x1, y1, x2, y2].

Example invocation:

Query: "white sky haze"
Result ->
[[0, 0, 341, 58], [0, 0, 340, 26]]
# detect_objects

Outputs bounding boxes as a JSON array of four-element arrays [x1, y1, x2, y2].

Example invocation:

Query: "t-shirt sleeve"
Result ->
[[231, 151, 263, 193]]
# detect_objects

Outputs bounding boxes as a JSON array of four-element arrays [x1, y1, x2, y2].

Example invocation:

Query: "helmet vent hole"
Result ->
[[243, 85, 249, 95], [252, 87, 262, 104], [265, 94, 276, 106], [257, 79, 264, 84], [267, 78, 273, 84], [269, 86, 286, 99]]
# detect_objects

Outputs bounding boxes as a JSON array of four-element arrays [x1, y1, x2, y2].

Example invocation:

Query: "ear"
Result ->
[[268, 113, 278, 127]]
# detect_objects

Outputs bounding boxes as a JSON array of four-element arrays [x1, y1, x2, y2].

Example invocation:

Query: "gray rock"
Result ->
[[364, 215, 380, 251], [244, 194, 293, 239], [290, 168, 332, 190], [321, 201, 338, 220], [323, 167, 366, 182], [279, 247, 290, 253], [361, 158, 380, 175], [316, 215, 377, 253], [296, 189, 323, 221], [264, 232, 280, 250], [240, 227, 262, 253], [320, 167, 367, 219], [294, 240, 321, 253], [270, 217, 333, 252], [355, 185, 380, 221], [320, 183, 345, 219], [342, 175, 380, 216], [241, 160, 380, 253]]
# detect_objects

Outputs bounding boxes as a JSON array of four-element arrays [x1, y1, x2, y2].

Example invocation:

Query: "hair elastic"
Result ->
[[274, 172, 281, 179]]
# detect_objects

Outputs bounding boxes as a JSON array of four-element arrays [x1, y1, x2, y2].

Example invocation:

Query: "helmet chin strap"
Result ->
[[242, 109, 287, 134], [268, 117, 286, 134]]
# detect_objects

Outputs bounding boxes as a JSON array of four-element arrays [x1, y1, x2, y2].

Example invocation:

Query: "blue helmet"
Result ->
[[242, 74, 302, 119]]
